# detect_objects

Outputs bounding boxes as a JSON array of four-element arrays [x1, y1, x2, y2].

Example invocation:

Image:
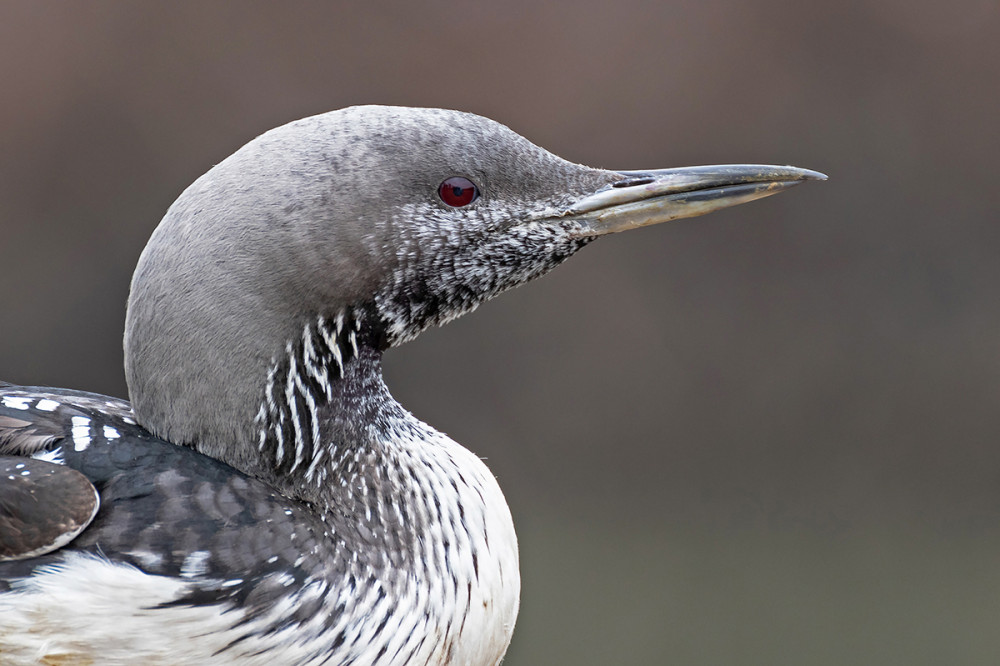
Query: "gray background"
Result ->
[[2, 2, 998, 663]]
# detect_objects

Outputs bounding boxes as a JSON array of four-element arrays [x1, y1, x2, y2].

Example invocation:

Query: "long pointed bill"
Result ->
[[561, 164, 826, 237]]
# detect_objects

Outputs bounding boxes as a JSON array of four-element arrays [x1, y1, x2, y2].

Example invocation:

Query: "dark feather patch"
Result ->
[[0, 457, 99, 561]]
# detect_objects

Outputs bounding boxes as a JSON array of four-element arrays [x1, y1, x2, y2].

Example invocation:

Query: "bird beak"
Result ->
[[560, 164, 826, 237]]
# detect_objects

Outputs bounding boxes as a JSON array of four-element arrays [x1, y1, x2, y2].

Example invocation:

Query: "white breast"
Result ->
[[345, 421, 521, 666]]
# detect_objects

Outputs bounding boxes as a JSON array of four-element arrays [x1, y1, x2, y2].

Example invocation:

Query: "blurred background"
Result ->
[[1, 1, 998, 663]]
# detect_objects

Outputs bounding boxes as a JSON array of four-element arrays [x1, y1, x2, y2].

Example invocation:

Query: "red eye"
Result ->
[[438, 177, 480, 207]]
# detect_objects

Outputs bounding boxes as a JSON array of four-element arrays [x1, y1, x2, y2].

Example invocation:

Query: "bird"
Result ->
[[0, 105, 824, 665]]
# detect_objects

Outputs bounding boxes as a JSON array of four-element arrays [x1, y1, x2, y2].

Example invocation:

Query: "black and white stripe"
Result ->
[[255, 310, 363, 484]]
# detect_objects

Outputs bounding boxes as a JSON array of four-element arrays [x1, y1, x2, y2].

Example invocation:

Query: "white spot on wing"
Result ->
[[180, 550, 211, 578], [102, 425, 120, 439], [71, 416, 90, 451], [127, 550, 164, 569], [35, 399, 60, 412], [71, 435, 91, 452], [31, 446, 64, 465], [71, 416, 92, 451], [2, 395, 31, 410]]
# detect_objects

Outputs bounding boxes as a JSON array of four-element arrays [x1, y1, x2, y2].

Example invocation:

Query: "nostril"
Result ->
[[612, 177, 655, 188]]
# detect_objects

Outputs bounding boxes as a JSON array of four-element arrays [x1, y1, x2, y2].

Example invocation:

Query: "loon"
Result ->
[[0, 105, 824, 665]]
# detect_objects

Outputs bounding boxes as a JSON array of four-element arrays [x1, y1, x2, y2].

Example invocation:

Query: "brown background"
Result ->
[[2, 2, 999, 663]]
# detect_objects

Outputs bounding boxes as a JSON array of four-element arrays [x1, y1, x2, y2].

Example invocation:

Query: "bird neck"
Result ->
[[142, 303, 521, 658], [247, 308, 404, 506]]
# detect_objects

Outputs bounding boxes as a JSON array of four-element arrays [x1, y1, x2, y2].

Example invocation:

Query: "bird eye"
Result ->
[[438, 177, 480, 207]]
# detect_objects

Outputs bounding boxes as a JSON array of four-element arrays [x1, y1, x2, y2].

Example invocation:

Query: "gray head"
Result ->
[[124, 105, 823, 481]]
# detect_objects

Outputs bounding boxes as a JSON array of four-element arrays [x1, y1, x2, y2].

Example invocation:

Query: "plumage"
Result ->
[[0, 105, 823, 664]]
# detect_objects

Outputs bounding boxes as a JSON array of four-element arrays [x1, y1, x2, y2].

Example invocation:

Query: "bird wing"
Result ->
[[0, 384, 349, 616], [0, 383, 369, 662], [0, 385, 121, 560], [0, 456, 99, 561]]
